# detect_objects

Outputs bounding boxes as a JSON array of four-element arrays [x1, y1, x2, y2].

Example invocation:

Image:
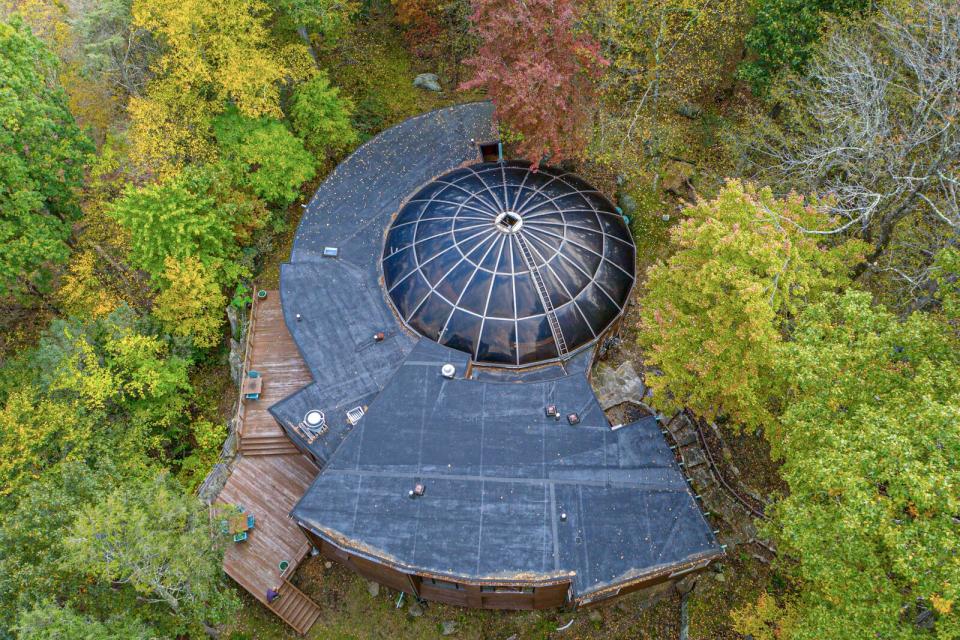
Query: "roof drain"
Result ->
[[514, 234, 568, 356]]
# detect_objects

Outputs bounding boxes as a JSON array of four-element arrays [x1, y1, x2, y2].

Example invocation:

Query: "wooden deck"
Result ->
[[217, 454, 321, 633], [217, 290, 323, 634], [237, 291, 313, 455]]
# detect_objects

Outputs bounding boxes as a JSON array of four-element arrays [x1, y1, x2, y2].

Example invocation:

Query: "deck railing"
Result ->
[[234, 289, 261, 443]]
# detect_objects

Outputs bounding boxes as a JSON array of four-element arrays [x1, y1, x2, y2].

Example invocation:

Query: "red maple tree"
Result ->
[[460, 0, 607, 166]]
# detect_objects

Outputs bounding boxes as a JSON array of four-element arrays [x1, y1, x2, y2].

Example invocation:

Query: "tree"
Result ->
[[290, 72, 359, 157], [637, 181, 864, 430], [744, 0, 960, 311], [275, 0, 357, 57], [108, 167, 243, 281], [0, 389, 96, 503], [737, 0, 871, 94], [460, 0, 607, 165], [0, 462, 106, 630], [933, 247, 959, 324], [128, 0, 301, 173], [31, 308, 192, 451], [588, 0, 750, 177], [16, 602, 153, 640], [0, 17, 92, 298], [213, 108, 317, 207], [72, 0, 158, 98], [735, 291, 960, 639], [65, 473, 239, 635], [153, 256, 226, 349]]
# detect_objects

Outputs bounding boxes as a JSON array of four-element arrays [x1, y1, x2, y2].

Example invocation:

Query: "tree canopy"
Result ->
[[637, 180, 864, 430], [0, 17, 91, 298], [461, 0, 607, 164], [736, 291, 960, 639]]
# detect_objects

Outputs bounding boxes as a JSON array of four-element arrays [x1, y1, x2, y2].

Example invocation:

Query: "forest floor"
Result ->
[[218, 11, 781, 639]]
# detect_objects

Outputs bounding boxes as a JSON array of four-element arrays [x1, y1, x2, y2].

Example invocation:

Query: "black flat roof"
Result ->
[[292, 340, 721, 599]]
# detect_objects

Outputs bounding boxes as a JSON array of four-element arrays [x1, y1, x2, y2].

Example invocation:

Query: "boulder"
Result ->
[[413, 73, 442, 92], [593, 361, 646, 409], [367, 580, 380, 597], [661, 160, 695, 197], [407, 602, 424, 617], [228, 338, 243, 385], [675, 102, 703, 119], [617, 192, 639, 218], [441, 620, 458, 636]]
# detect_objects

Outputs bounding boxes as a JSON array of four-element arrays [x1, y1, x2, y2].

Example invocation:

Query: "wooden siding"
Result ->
[[236, 291, 312, 455], [217, 454, 320, 633], [307, 532, 571, 610]]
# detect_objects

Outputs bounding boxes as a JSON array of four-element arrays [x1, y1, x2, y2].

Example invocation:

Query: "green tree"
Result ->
[[64, 472, 239, 635], [637, 180, 864, 430], [107, 167, 245, 282], [0, 463, 106, 631], [737, 0, 871, 94], [16, 602, 153, 640], [289, 72, 359, 157], [735, 291, 960, 639], [213, 108, 317, 207], [0, 17, 92, 298]]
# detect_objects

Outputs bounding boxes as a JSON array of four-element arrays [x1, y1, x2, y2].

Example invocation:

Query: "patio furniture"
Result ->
[[247, 514, 255, 530], [233, 531, 248, 543], [242, 374, 263, 400]]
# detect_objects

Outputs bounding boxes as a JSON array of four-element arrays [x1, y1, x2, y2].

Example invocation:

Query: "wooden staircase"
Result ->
[[240, 433, 300, 456], [234, 290, 314, 456], [270, 580, 322, 635]]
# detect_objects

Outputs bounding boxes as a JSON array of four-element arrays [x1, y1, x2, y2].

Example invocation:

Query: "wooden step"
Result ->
[[241, 444, 301, 456], [239, 436, 301, 456], [270, 580, 321, 635]]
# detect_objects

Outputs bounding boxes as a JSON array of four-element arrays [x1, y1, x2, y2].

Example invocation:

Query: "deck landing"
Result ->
[[217, 454, 320, 633]]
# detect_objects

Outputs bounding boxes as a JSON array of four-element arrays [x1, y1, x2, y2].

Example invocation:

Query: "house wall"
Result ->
[[301, 526, 715, 611], [301, 528, 570, 610]]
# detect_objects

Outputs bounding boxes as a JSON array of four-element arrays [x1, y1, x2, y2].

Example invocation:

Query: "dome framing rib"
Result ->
[[381, 161, 636, 367]]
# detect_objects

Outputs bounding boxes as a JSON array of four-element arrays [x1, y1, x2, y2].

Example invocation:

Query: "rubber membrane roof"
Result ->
[[382, 162, 636, 367], [292, 340, 723, 599]]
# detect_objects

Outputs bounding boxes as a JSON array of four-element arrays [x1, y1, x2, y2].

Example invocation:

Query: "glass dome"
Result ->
[[382, 161, 636, 367]]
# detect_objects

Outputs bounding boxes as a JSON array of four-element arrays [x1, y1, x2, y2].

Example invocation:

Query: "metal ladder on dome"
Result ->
[[514, 234, 568, 356]]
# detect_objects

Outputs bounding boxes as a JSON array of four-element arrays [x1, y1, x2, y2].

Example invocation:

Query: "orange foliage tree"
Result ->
[[460, 0, 607, 165]]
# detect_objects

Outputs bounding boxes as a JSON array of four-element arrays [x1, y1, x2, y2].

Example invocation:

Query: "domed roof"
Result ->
[[381, 161, 636, 367]]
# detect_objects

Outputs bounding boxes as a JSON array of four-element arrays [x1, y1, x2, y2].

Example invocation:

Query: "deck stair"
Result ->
[[515, 234, 568, 355], [270, 580, 322, 635]]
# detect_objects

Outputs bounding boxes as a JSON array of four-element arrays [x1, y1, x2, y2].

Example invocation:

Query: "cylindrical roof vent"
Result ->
[[441, 363, 456, 379]]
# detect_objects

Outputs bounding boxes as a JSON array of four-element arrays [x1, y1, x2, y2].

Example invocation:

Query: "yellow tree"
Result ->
[[153, 256, 227, 349], [587, 0, 750, 175], [129, 0, 301, 174]]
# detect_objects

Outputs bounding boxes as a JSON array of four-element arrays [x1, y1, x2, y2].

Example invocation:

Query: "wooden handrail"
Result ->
[[234, 288, 261, 441]]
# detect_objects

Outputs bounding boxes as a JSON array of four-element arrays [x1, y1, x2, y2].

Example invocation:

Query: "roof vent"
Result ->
[[373, 331, 385, 342], [304, 410, 326, 431], [323, 246, 339, 258], [440, 363, 456, 379], [566, 413, 581, 426], [408, 483, 426, 498], [346, 406, 366, 425], [545, 405, 559, 419]]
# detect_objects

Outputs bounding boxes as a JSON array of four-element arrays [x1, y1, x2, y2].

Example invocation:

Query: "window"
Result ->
[[426, 578, 461, 590], [481, 586, 534, 594]]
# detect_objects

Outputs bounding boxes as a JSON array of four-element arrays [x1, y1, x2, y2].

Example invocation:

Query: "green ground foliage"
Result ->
[[0, 0, 957, 638]]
